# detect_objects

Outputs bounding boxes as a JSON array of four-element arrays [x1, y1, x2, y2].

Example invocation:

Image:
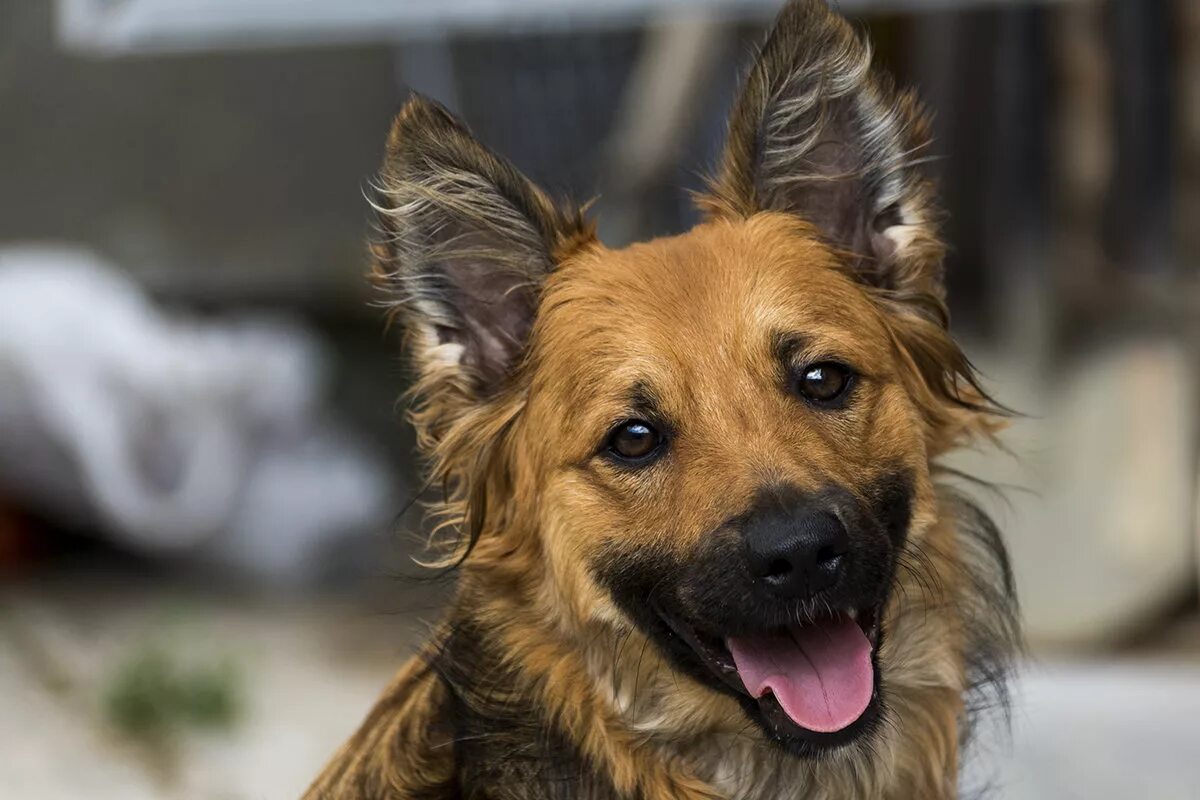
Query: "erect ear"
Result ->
[[371, 95, 592, 397], [700, 0, 944, 309]]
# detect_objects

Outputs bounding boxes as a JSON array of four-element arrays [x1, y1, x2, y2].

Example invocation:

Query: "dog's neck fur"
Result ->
[[430, 488, 990, 800]]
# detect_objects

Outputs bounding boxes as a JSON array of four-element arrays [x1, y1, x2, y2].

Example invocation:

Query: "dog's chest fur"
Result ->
[[437, 619, 923, 800], [436, 621, 622, 799], [577, 631, 894, 800]]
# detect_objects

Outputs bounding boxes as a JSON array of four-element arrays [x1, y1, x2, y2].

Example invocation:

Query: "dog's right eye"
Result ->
[[795, 361, 855, 408], [606, 420, 664, 464]]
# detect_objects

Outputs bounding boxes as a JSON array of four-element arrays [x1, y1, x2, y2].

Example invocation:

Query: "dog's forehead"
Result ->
[[540, 214, 891, 369]]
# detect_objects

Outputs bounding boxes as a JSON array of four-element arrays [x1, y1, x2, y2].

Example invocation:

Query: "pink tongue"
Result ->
[[727, 618, 873, 733]]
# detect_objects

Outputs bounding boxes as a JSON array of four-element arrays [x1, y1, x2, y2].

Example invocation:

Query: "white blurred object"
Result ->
[[0, 245, 391, 581]]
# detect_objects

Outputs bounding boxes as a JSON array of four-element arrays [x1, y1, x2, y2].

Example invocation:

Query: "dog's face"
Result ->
[[374, 0, 994, 761], [522, 215, 938, 753]]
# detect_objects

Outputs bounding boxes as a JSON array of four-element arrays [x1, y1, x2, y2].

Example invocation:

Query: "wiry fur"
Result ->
[[305, 2, 1018, 798]]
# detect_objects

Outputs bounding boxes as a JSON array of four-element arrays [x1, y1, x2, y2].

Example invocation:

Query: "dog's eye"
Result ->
[[796, 362, 854, 406], [606, 420, 664, 463]]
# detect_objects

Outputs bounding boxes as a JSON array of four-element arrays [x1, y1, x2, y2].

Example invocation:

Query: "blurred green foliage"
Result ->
[[104, 645, 241, 740]]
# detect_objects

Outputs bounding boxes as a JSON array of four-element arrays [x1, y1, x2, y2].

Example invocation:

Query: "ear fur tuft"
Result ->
[[700, 0, 944, 307], [370, 94, 593, 394]]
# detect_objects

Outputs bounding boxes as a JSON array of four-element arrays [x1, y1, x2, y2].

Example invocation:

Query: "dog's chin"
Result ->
[[654, 603, 886, 758]]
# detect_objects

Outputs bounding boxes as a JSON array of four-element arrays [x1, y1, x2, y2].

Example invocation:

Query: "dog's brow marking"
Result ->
[[628, 382, 666, 417], [773, 331, 814, 365]]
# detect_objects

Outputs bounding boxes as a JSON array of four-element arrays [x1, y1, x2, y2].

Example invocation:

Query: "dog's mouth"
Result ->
[[656, 603, 883, 747]]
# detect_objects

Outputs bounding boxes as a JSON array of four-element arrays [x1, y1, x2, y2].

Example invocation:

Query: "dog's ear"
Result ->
[[372, 95, 591, 396], [700, 0, 944, 307]]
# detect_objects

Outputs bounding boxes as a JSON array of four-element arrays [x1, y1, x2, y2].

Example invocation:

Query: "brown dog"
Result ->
[[305, 1, 1018, 797]]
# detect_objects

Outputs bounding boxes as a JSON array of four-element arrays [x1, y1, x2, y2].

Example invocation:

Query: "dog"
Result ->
[[305, 1, 1018, 797]]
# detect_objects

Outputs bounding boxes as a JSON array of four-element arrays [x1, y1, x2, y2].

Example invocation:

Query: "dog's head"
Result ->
[[374, 0, 1000, 759]]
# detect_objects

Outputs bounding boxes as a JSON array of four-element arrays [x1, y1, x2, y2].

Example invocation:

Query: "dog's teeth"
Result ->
[[847, 609, 858, 621]]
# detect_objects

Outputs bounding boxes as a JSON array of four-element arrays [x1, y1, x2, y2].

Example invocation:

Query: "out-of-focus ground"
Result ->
[[980, 660, 1200, 800], [1, 569, 432, 800], [4, 569, 1199, 800]]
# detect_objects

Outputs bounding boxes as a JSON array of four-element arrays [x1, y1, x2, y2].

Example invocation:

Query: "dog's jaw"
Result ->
[[568, 510, 980, 800], [571, 618, 938, 800]]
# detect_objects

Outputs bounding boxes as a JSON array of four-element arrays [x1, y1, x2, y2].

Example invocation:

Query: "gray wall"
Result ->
[[0, 1, 400, 310]]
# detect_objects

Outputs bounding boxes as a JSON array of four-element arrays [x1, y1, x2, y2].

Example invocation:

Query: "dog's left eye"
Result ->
[[795, 362, 854, 406], [606, 420, 664, 463]]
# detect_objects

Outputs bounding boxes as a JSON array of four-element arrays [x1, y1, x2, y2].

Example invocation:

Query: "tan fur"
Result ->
[[305, 2, 1015, 798], [306, 639, 455, 798]]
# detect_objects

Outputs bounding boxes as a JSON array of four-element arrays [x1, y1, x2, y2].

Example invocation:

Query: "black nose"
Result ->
[[744, 508, 849, 599]]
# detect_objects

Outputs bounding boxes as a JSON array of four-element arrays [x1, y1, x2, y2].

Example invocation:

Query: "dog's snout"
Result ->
[[744, 506, 849, 600]]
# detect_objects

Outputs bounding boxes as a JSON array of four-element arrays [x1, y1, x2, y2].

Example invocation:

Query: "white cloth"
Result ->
[[0, 245, 391, 580]]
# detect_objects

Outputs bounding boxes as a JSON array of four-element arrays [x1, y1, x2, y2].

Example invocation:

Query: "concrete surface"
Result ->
[[1, 574, 421, 800], [3, 574, 1199, 800]]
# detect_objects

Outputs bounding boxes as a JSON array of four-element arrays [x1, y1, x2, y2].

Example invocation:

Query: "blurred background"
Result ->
[[2, 0, 1198, 797]]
